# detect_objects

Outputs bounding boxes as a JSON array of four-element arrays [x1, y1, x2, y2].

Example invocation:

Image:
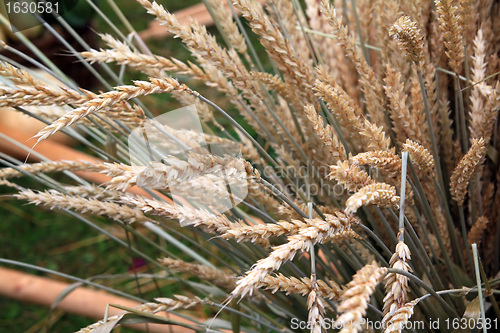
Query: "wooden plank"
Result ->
[[0, 267, 197, 333]]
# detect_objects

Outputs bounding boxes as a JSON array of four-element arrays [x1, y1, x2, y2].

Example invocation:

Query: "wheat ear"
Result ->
[[350, 151, 402, 179], [308, 288, 327, 333], [34, 77, 187, 142], [205, 0, 247, 54], [319, 0, 386, 131], [222, 219, 307, 243], [329, 161, 375, 193], [231, 212, 357, 298], [334, 262, 388, 333], [383, 298, 420, 333], [122, 196, 234, 233], [158, 257, 235, 290], [435, 0, 465, 73], [259, 273, 341, 300], [382, 232, 412, 319], [16, 189, 150, 224], [0, 160, 104, 179], [345, 183, 400, 215], [450, 138, 487, 205], [304, 104, 347, 162], [468, 216, 490, 246], [402, 139, 435, 176], [389, 16, 424, 64], [0, 60, 43, 86]]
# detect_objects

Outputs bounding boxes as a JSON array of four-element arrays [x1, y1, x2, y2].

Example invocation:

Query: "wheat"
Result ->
[[435, 0, 465, 73], [320, 0, 386, 131], [469, 29, 499, 144], [34, 77, 187, 142], [304, 104, 346, 162], [450, 138, 487, 205], [307, 288, 327, 333], [205, 0, 247, 55], [383, 298, 420, 333], [345, 183, 400, 214], [383, 232, 412, 320], [3, 0, 500, 331], [329, 161, 375, 193], [402, 139, 435, 176], [232, 0, 314, 94], [468, 216, 490, 246], [0, 61, 43, 86], [389, 16, 424, 64], [0, 160, 104, 179], [158, 257, 236, 290], [384, 64, 429, 147], [122, 196, 234, 233], [350, 151, 402, 179], [334, 262, 387, 333], [16, 189, 150, 224], [259, 273, 341, 300], [231, 212, 357, 298], [222, 219, 306, 242]]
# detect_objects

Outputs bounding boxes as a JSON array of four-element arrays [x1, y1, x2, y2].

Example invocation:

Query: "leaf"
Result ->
[[50, 282, 84, 312], [451, 297, 481, 333]]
